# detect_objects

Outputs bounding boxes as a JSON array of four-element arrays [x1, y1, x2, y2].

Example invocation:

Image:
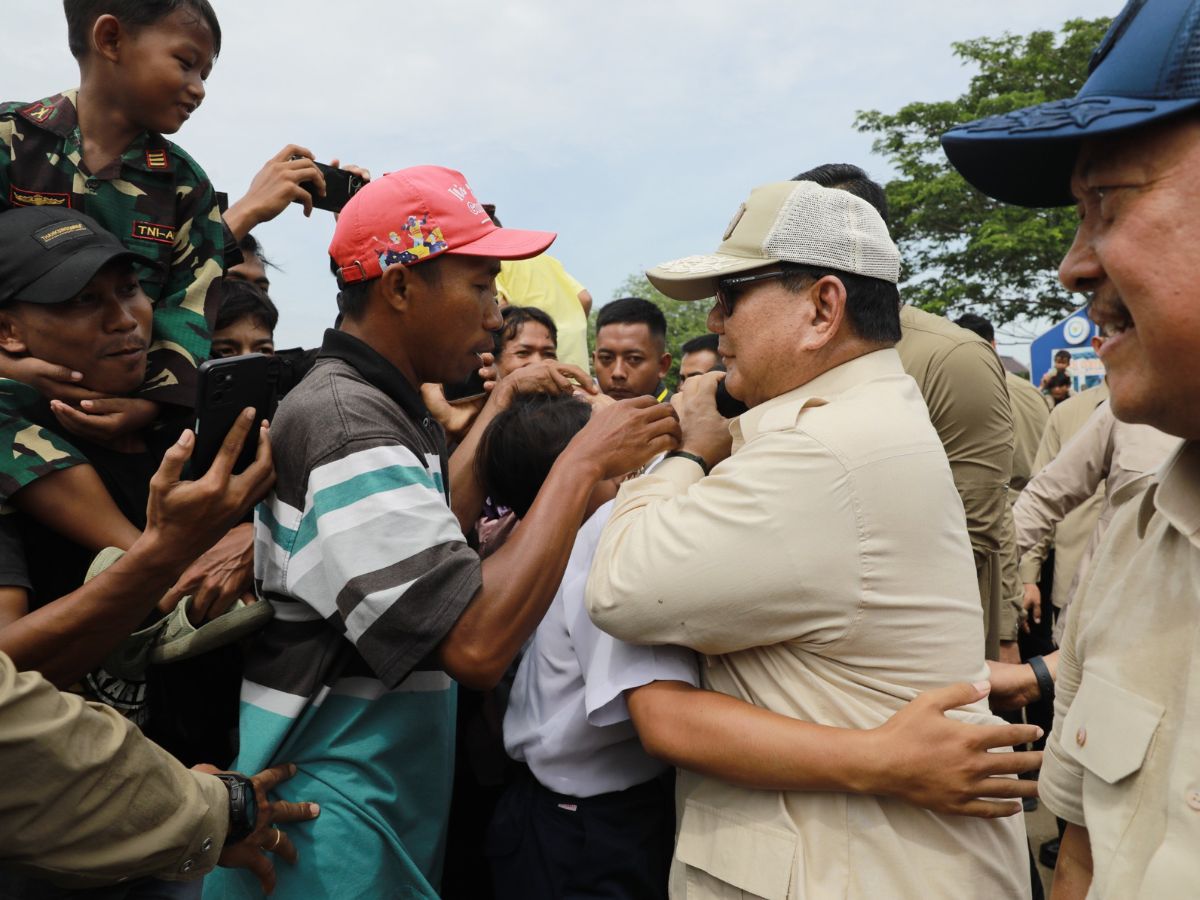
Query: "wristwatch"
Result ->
[[215, 773, 257, 846]]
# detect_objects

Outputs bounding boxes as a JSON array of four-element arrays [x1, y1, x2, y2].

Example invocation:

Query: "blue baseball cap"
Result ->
[[942, 0, 1200, 207]]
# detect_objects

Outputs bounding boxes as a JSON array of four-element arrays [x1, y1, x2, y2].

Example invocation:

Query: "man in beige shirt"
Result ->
[[586, 178, 1029, 899], [943, 0, 1200, 894]]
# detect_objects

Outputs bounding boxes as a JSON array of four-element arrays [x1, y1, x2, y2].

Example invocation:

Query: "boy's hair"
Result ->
[[500, 305, 557, 349], [64, 0, 223, 60], [239, 233, 274, 270], [681, 332, 719, 355], [1054, 349, 1072, 362], [476, 395, 591, 519], [1047, 372, 1073, 389], [953, 313, 995, 344], [215, 280, 278, 334], [596, 297, 667, 349]]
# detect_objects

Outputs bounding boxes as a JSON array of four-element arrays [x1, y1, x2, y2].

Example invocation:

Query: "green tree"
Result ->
[[855, 17, 1111, 328], [589, 273, 714, 390]]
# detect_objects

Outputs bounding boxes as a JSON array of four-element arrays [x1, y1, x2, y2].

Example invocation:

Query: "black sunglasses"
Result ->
[[714, 268, 789, 317]]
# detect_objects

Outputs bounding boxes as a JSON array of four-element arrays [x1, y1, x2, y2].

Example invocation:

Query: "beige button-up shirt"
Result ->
[[1018, 384, 1110, 605], [586, 349, 1028, 900], [1014, 400, 1179, 640], [1041, 440, 1200, 898], [0, 652, 227, 886], [1006, 370, 1051, 497]]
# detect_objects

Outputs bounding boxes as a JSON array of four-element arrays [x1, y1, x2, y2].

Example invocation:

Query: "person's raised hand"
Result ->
[[865, 681, 1042, 817], [670, 370, 732, 469], [49, 397, 158, 451], [224, 145, 326, 239], [490, 359, 596, 410], [194, 762, 320, 896], [140, 408, 274, 571], [159, 522, 256, 622], [0, 353, 106, 403], [565, 396, 681, 481]]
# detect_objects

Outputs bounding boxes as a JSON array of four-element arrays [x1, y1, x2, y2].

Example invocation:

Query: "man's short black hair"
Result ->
[[215, 280, 278, 334], [238, 232, 274, 270], [1047, 372, 1073, 389], [1054, 349, 1072, 362], [595, 297, 667, 349], [476, 394, 591, 519], [332, 256, 441, 322], [64, 0, 222, 59], [789, 164, 900, 344], [954, 313, 995, 344], [500, 305, 557, 350], [681, 333, 719, 356]]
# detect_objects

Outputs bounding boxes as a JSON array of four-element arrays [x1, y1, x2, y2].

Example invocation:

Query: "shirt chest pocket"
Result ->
[[1062, 670, 1163, 871], [676, 799, 798, 900]]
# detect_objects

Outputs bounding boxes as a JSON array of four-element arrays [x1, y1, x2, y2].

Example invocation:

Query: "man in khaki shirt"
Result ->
[[587, 178, 1029, 899], [943, 0, 1200, 893]]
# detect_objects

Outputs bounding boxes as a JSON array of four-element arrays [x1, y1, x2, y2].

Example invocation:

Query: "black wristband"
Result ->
[[215, 773, 257, 846], [1027, 655, 1055, 706], [665, 450, 710, 475]]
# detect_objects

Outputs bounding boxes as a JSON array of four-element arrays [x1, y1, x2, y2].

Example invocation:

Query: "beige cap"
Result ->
[[647, 180, 901, 302]]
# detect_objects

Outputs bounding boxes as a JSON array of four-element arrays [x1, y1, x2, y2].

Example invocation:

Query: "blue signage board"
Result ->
[[1028, 308, 1105, 392]]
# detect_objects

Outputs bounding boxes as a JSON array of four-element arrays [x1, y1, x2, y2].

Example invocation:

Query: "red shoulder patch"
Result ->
[[21, 102, 56, 124], [144, 150, 169, 169]]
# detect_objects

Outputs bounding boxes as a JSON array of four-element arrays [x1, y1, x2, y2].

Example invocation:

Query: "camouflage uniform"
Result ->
[[0, 89, 222, 497]]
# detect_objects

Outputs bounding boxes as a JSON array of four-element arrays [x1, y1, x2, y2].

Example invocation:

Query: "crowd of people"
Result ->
[[0, 1, 1196, 899]]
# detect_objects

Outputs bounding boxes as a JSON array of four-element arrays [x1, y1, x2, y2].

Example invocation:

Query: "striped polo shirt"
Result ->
[[205, 330, 482, 900]]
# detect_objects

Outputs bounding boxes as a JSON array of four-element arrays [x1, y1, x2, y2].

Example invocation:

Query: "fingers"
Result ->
[[206, 408, 257, 481], [78, 397, 130, 415], [920, 680, 992, 714], [556, 363, 596, 393], [242, 849, 277, 895], [252, 762, 299, 794], [976, 758, 1044, 787], [154, 429, 195, 487], [981, 749, 1044, 777], [231, 421, 275, 504], [974, 723, 1045, 752], [266, 828, 298, 866], [275, 144, 314, 162], [950, 798, 1024, 819], [1032, 605, 1042, 625], [270, 799, 321, 825]]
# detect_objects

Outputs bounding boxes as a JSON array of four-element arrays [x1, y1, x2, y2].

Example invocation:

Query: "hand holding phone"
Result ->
[[192, 354, 280, 478]]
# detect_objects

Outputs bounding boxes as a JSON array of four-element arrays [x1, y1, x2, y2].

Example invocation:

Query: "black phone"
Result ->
[[192, 354, 279, 478], [294, 161, 364, 213], [714, 378, 749, 418], [442, 368, 488, 403]]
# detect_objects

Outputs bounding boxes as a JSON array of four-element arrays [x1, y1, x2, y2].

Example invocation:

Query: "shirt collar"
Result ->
[[731, 348, 905, 447], [1137, 439, 1200, 549], [18, 90, 174, 174], [16, 91, 79, 138], [316, 329, 429, 422]]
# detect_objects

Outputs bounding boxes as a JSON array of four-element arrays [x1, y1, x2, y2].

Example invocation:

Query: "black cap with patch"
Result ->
[[0, 206, 136, 306]]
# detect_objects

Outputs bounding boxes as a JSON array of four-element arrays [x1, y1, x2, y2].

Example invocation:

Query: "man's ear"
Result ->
[[91, 15, 124, 64], [377, 265, 414, 315], [806, 276, 848, 349], [0, 313, 29, 355], [658, 351, 672, 379]]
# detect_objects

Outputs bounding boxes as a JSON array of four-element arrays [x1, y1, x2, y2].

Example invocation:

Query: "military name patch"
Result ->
[[144, 149, 168, 169], [35, 220, 91, 248], [10, 186, 71, 208], [132, 221, 176, 244]]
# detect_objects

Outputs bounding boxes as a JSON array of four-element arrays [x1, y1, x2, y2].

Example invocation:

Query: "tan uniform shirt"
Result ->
[[1018, 384, 1110, 605], [1006, 370, 1051, 497], [0, 652, 226, 887], [587, 349, 1028, 900], [1041, 440, 1200, 898], [896, 306, 1022, 651], [1014, 400, 1179, 641]]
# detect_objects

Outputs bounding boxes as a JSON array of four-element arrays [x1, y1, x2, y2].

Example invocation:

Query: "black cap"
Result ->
[[0, 206, 137, 306], [942, 0, 1200, 208]]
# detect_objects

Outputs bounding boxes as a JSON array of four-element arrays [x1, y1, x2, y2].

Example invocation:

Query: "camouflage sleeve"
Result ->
[[0, 382, 88, 503], [0, 112, 17, 212], [139, 175, 223, 408]]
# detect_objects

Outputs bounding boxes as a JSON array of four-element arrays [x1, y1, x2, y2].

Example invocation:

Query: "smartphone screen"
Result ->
[[191, 354, 279, 478]]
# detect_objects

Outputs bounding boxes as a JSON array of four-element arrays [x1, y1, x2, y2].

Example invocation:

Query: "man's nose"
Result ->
[[707, 302, 725, 334], [1058, 225, 1102, 294], [610, 360, 628, 380], [483, 300, 503, 333], [104, 296, 139, 331], [187, 74, 206, 105]]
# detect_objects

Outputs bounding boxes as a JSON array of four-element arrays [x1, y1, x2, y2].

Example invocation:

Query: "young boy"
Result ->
[[210, 280, 277, 360], [0, 0, 225, 499]]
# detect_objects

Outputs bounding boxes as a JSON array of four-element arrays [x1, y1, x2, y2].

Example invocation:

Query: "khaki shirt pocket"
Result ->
[[676, 799, 798, 900], [1062, 670, 1163, 875]]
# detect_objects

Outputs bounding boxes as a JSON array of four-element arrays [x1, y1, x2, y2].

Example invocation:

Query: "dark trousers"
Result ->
[[486, 767, 675, 900]]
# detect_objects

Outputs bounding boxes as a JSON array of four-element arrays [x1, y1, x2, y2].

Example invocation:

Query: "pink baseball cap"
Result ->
[[329, 165, 556, 284]]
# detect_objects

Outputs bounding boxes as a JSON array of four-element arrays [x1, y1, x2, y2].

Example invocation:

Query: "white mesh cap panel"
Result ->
[[762, 181, 900, 283]]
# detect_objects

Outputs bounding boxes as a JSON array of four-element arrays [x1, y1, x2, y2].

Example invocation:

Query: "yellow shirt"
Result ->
[[496, 255, 589, 372], [1041, 440, 1200, 898], [586, 349, 1028, 900]]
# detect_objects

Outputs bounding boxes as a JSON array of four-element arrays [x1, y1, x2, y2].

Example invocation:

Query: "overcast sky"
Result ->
[[9, 0, 1104, 360]]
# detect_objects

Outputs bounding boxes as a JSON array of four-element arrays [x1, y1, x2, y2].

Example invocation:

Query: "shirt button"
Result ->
[[180, 858, 195, 873], [1075, 727, 1087, 747], [84, 178, 100, 190], [201, 837, 214, 852], [1187, 790, 1200, 811]]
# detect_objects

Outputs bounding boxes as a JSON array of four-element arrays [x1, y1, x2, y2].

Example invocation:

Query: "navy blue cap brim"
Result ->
[[942, 94, 1200, 207]]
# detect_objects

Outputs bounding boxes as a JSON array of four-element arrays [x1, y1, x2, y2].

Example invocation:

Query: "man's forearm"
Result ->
[[0, 535, 192, 686], [438, 448, 604, 689], [447, 393, 505, 533], [1050, 824, 1093, 899]]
